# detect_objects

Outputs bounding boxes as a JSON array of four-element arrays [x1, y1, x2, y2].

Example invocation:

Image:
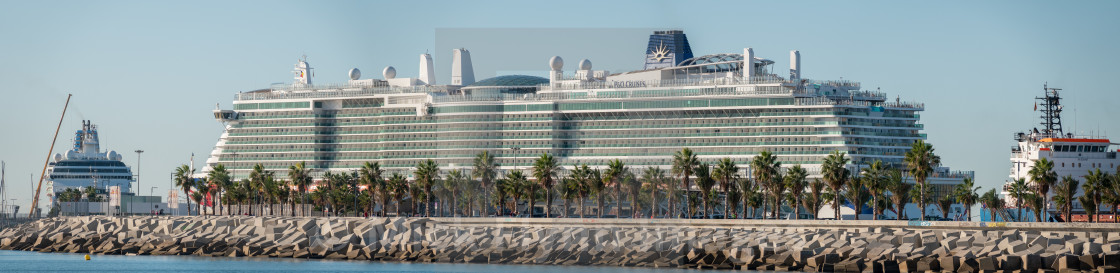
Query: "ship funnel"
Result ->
[[451, 48, 475, 85], [789, 50, 800, 81], [744, 48, 755, 82], [419, 53, 435, 85]]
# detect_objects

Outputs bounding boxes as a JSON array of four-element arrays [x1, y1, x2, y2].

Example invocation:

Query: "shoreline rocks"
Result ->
[[1, 216, 1119, 272]]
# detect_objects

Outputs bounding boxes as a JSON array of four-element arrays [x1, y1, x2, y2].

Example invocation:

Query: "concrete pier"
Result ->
[[2, 216, 1119, 272]]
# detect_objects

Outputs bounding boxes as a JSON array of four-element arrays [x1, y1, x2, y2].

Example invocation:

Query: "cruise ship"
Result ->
[[203, 30, 970, 216], [1004, 85, 1119, 221], [46, 120, 133, 203]]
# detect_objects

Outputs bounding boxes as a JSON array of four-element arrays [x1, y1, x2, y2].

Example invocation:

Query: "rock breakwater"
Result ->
[[2, 216, 1120, 272]]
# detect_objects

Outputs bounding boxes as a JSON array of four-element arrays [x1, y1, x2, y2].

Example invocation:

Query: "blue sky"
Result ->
[[1, 0, 1118, 213]]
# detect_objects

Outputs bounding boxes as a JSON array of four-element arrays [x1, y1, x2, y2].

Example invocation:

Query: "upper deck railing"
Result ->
[[235, 76, 902, 108], [236, 84, 448, 101]]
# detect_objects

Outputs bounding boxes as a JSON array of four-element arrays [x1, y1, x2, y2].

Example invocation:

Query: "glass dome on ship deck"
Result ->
[[467, 75, 549, 87], [677, 53, 774, 73], [460, 75, 549, 95]]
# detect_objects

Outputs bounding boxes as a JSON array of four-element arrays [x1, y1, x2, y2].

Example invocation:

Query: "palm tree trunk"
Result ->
[[668, 193, 674, 218], [722, 188, 729, 219], [1016, 200, 1023, 222], [795, 197, 802, 221], [546, 189, 553, 218], [382, 199, 389, 217], [426, 188, 433, 217], [631, 193, 638, 219], [704, 195, 711, 219], [186, 191, 192, 216], [597, 195, 603, 218], [834, 194, 841, 221], [452, 192, 458, 217], [742, 197, 748, 219], [579, 196, 585, 218], [919, 183, 927, 221], [651, 188, 658, 219]]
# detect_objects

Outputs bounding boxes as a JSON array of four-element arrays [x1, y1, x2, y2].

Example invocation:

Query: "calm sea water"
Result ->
[[0, 250, 717, 273]]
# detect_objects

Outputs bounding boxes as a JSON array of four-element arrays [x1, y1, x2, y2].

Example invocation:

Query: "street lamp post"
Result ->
[[134, 150, 143, 216]]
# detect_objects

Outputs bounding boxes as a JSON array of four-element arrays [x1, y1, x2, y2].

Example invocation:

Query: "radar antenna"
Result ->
[[1036, 83, 1064, 138]]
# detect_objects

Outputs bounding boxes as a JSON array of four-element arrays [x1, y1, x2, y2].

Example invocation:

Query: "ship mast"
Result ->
[[1037, 83, 1064, 138], [31, 94, 71, 218]]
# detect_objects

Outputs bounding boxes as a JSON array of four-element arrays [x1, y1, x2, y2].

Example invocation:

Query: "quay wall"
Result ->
[[2, 216, 1119, 272]]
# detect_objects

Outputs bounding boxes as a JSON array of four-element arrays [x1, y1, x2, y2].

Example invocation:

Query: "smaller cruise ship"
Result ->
[[46, 120, 133, 203], [1005, 84, 1119, 221]]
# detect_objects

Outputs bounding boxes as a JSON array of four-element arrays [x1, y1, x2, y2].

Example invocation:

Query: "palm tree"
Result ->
[[745, 188, 763, 219], [671, 148, 699, 218], [473, 151, 499, 217], [228, 179, 245, 215], [623, 172, 642, 218], [953, 177, 980, 221], [751, 150, 781, 219], [568, 164, 593, 218], [1022, 193, 1044, 223], [174, 164, 195, 216], [491, 178, 508, 216], [357, 162, 383, 217], [936, 196, 954, 219], [910, 184, 931, 220], [1028, 158, 1057, 221], [588, 168, 607, 218], [843, 171, 868, 219], [408, 178, 425, 216], [503, 170, 528, 216], [287, 162, 311, 216], [1106, 171, 1120, 223], [1083, 168, 1108, 222], [387, 173, 408, 216], [532, 153, 560, 218], [248, 163, 271, 216], [190, 190, 204, 214], [861, 161, 886, 221], [904, 140, 941, 222], [206, 164, 231, 215], [980, 189, 1005, 221], [603, 159, 627, 218], [737, 177, 753, 219], [886, 169, 912, 220], [1006, 177, 1029, 222], [443, 169, 465, 217], [784, 165, 808, 220], [642, 167, 667, 218], [413, 159, 440, 217], [376, 172, 394, 217], [802, 179, 826, 219], [1079, 195, 1098, 223], [821, 151, 850, 220], [559, 177, 580, 217], [1053, 175, 1079, 222], [713, 158, 740, 219], [264, 173, 283, 216], [694, 163, 715, 218], [459, 178, 480, 217]]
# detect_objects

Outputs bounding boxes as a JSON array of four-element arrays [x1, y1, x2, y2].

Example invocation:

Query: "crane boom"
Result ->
[[30, 94, 71, 218]]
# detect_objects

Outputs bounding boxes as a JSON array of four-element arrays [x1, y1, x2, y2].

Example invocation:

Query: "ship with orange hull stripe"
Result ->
[[1002, 84, 1119, 222]]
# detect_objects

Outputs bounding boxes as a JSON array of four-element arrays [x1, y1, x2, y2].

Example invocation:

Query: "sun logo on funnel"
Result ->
[[651, 41, 671, 62]]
